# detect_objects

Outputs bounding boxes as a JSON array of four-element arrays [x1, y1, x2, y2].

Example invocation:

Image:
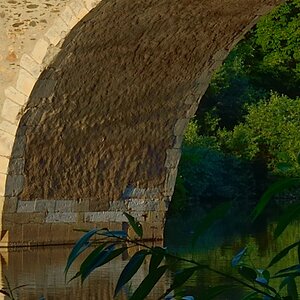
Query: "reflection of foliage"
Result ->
[[67, 186, 300, 300], [178, 146, 256, 206]]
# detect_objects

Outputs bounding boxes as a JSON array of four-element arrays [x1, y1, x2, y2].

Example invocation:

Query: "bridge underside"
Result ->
[[0, 0, 283, 246]]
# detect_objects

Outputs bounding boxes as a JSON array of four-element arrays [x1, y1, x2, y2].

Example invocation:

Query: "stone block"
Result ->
[[0, 174, 6, 196], [60, 6, 78, 28], [1, 98, 22, 124], [2, 197, 18, 213], [165, 148, 181, 168], [16, 69, 36, 97], [0, 156, 9, 174], [164, 167, 178, 196], [3, 212, 45, 225], [83, 0, 99, 10], [73, 199, 90, 212], [20, 54, 41, 79], [126, 199, 160, 212], [69, 0, 89, 19], [4, 86, 27, 106], [45, 26, 62, 46], [173, 135, 183, 149], [31, 39, 49, 64], [45, 212, 77, 223], [34, 199, 56, 213], [17, 200, 35, 213], [174, 119, 189, 136], [0, 130, 14, 157], [37, 224, 53, 243], [55, 200, 74, 212], [186, 102, 198, 118], [0, 120, 18, 136], [22, 223, 39, 245], [84, 211, 127, 223], [8, 158, 25, 175], [4, 225, 23, 245], [5, 175, 24, 196]]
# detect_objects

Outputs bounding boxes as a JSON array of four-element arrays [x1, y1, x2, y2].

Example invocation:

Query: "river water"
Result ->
[[0, 212, 299, 299]]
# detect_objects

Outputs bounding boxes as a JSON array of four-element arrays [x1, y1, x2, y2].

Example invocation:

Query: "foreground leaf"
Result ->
[[268, 241, 300, 268], [251, 178, 300, 221], [149, 248, 165, 273], [232, 247, 248, 267], [274, 203, 300, 238], [238, 266, 257, 282], [287, 276, 298, 300], [65, 228, 98, 277], [114, 250, 149, 297], [202, 285, 237, 299], [192, 202, 231, 246], [124, 213, 143, 238], [129, 265, 168, 300]]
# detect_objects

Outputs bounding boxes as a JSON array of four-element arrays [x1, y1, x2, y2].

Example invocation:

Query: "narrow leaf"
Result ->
[[124, 212, 143, 238], [251, 178, 300, 221], [287, 276, 298, 300], [149, 250, 165, 273], [241, 291, 259, 300], [202, 285, 237, 300], [65, 228, 98, 277], [81, 244, 116, 282], [192, 202, 231, 246], [238, 266, 257, 282], [232, 247, 247, 267], [268, 241, 300, 268], [129, 265, 168, 300], [114, 250, 149, 297], [274, 203, 300, 238], [101, 230, 127, 238], [276, 264, 300, 275]]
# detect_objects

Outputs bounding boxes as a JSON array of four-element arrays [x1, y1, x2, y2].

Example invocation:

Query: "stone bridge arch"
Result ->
[[0, 0, 284, 246]]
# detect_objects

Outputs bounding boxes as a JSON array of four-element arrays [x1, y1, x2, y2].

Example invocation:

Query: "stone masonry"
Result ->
[[0, 0, 284, 246]]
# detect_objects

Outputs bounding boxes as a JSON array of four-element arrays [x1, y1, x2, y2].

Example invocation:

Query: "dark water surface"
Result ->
[[0, 214, 299, 299]]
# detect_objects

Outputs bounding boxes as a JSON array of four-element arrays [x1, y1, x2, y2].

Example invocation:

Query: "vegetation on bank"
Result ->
[[171, 0, 300, 214]]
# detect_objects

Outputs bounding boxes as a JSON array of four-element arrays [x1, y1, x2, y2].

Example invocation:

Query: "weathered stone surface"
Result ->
[[0, 130, 15, 157], [31, 39, 50, 64], [4, 87, 27, 106], [46, 212, 77, 223], [1, 99, 22, 124], [0, 0, 285, 246]]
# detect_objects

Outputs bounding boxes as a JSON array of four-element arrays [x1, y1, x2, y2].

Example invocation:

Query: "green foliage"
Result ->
[[220, 93, 300, 176]]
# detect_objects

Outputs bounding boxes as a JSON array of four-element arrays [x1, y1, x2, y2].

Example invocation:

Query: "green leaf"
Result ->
[[100, 230, 127, 238], [238, 266, 257, 282], [287, 276, 298, 300], [297, 152, 300, 166], [81, 244, 116, 282], [268, 241, 300, 268], [251, 178, 300, 221], [149, 248, 165, 273], [64, 228, 98, 278], [192, 202, 231, 246], [276, 264, 300, 275], [231, 247, 247, 267], [241, 292, 259, 300], [124, 212, 143, 238], [274, 203, 300, 238], [79, 244, 127, 283], [202, 285, 237, 300], [298, 244, 300, 264], [114, 250, 149, 297], [129, 265, 168, 300]]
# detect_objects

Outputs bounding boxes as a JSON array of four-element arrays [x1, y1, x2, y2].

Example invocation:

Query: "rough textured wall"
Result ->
[[0, 0, 285, 245], [18, 0, 283, 206]]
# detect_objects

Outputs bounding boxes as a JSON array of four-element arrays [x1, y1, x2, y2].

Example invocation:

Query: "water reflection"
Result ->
[[0, 218, 299, 299]]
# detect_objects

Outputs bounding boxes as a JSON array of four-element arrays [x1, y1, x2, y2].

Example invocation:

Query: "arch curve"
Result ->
[[0, 0, 284, 246]]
